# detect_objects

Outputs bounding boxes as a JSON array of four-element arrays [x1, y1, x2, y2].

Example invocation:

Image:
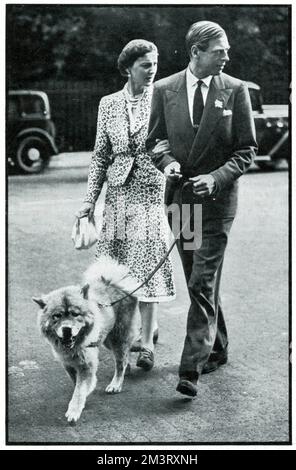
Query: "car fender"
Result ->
[[16, 127, 58, 155]]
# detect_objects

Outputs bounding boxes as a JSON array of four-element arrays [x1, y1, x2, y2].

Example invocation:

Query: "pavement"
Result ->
[[7, 153, 290, 447], [50, 152, 92, 168]]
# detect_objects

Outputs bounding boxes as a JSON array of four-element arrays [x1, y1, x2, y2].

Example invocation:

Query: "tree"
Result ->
[[7, 4, 290, 102]]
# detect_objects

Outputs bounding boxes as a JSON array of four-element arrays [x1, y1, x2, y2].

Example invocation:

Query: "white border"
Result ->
[[2, 0, 293, 451]]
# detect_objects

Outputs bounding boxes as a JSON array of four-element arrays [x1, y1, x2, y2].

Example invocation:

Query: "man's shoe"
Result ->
[[136, 347, 154, 371], [202, 351, 228, 374], [130, 328, 159, 352], [176, 379, 197, 397]]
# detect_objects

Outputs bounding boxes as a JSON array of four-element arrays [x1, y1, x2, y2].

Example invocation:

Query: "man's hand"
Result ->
[[189, 174, 216, 197], [164, 161, 182, 181]]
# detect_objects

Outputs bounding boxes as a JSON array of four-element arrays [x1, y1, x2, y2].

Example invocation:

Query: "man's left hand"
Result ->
[[189, 174, 216, 197]]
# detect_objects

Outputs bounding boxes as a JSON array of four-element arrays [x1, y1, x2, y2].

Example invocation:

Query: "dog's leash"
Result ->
[[95, 178, 194, 308]]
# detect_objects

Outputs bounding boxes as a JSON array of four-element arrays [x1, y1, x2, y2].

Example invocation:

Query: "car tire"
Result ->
[[14, 136, 51, 174]]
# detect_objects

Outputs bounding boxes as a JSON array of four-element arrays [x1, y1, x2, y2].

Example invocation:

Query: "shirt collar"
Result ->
[[186, 66, 213, 88]]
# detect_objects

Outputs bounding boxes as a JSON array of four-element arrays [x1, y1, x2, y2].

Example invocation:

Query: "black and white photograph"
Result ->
[[5, 1, 291, 449]]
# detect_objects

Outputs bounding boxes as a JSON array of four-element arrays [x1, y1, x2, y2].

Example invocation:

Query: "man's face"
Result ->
[[193, 34, 230, 77]]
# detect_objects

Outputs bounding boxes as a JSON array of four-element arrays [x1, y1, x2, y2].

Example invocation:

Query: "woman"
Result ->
[[77, 39, 175, 371]]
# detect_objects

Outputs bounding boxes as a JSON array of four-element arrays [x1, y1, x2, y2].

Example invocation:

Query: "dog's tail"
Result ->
[[82, 256, 142, 301]]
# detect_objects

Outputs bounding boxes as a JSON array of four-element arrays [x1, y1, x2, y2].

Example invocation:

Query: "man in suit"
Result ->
[[146, 21, 257, 396]]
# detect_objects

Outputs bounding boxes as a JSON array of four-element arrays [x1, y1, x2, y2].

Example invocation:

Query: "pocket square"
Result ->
[[222, 109, 232, 116]]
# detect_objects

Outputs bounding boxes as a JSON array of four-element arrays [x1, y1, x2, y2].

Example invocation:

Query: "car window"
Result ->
[[8, 96, 20, 118], [20, 95, 46, 116]]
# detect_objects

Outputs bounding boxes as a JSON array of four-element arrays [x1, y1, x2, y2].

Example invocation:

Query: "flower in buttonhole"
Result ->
[[215, 99, 223, 108]]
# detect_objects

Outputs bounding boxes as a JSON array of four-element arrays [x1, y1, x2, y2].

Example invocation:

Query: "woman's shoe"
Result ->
[[130, 328, 159, 352], [136, 347, 154, 371]]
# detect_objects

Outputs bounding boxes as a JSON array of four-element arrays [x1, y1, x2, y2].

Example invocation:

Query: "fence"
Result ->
[[12, 79, 119, 152], [11, 77, 289, 153]]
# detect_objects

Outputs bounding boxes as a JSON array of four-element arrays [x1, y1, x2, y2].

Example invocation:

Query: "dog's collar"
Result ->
[[86, 341, 100, 348]]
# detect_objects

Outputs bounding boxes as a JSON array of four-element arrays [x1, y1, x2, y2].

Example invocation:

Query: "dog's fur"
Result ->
[[33, 256, 140, 424]]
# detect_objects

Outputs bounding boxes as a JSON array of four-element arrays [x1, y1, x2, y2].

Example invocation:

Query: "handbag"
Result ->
[[71, 216, 98, 250]]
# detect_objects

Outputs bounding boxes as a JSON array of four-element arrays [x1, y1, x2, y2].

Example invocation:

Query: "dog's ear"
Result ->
[[101, 276, 111, 286], [81, 283, 89, 299], [32, 296, 46, 309]]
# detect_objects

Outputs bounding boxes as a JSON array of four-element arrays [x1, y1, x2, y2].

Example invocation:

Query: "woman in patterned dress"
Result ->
[[77, 40, 175, 371]]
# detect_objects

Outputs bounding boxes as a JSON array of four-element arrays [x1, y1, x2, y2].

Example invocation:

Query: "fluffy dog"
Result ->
[[33, 256, 140, 424]]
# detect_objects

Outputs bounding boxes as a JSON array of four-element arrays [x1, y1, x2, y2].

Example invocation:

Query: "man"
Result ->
[[146, 21, 257, 397]]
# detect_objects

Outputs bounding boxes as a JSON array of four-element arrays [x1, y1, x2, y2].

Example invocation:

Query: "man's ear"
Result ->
[[191, 45, 200, 59], [32, 297, 46, 308], [80, 284, 89, 299]]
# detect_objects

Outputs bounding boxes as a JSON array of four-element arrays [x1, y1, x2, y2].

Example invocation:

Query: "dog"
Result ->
[[33, 256, 140, 424]]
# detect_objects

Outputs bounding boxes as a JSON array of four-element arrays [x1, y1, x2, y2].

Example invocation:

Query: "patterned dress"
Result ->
[[84, 85, 175, 302]]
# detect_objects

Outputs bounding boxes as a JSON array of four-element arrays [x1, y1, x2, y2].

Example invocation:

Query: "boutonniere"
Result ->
[[215, 99, 223, 108]]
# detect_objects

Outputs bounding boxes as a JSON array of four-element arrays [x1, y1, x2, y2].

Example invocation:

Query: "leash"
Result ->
[[96, 178, 193, 308], [87, 341, 100, 348]]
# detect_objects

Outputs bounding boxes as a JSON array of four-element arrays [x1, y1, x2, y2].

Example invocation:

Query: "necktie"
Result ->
[[193, 80, 204, 129]]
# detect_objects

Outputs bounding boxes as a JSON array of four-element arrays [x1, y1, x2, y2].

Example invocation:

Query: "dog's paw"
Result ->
[[105, 381, 123, 394], [65, 404, 83, 424]]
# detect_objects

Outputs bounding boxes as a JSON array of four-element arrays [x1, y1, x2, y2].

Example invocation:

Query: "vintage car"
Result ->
[[7, 90, 58, 174], [247, 82, 289, 169]]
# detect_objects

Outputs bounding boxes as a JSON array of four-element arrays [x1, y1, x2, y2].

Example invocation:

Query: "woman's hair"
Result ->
[[185, 21, 226, 56], [117, 39, 158, 76]]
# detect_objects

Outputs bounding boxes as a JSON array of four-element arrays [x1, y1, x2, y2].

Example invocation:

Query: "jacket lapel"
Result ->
[[166, 70, 195, 157], [186, 74, 233, 165], [116, 90, 130, 146], [130, 86, 152, 136]]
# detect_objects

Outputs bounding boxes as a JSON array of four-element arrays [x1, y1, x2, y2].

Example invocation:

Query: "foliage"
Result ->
[[7, 4, 290, 98]]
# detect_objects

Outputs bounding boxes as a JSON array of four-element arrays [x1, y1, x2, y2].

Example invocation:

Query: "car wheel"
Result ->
[[15, 136, 50, 174]]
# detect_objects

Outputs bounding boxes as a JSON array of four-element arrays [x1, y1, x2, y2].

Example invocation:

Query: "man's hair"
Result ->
[[185, 21, 226, 56], [117, 39, 158, 76]]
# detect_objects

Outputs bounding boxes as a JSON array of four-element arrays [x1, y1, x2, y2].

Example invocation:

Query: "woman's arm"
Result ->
[[146, 85, 177, 172], [84, 97, 111, 204]]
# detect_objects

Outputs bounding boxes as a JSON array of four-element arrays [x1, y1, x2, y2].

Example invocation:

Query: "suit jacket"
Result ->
[[85, 86, 153, 204], [146, 70, 257, 215]]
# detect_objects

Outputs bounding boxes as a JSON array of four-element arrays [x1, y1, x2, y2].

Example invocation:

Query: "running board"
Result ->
[[254, 155, 272, 162]]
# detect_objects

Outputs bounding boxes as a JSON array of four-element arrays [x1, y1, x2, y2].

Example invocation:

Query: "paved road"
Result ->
[[7, 154, 290, 445]]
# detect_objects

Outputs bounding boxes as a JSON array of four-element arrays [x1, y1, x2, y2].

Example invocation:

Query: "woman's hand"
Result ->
[[76, 202, 95, 219]]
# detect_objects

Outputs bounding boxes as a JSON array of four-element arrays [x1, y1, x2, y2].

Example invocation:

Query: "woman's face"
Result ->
[[127, 51, 158, 92]]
